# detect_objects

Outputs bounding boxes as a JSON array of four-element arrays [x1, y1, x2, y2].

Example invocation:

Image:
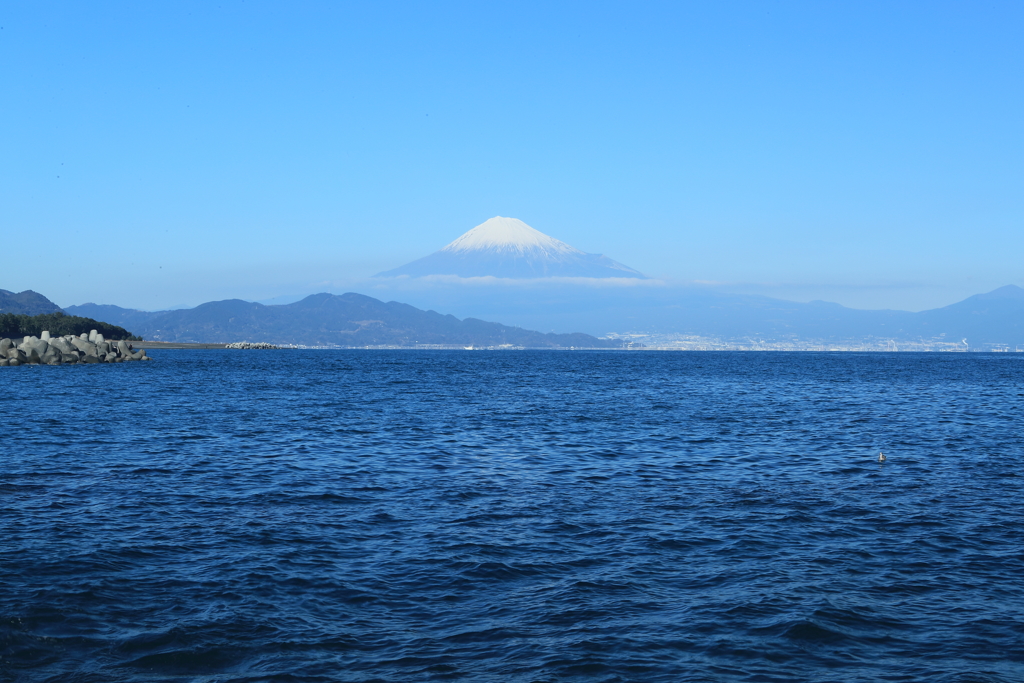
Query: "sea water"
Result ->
[[2, 350, 1023, 682]]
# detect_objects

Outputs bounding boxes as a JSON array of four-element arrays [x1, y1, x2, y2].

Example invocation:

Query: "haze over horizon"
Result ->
[[3, 2, 1022, 314]]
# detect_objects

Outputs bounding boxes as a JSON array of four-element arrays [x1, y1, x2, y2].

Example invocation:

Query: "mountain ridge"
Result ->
[[97, 293, 623, 347], [0, 289, 63, 316], [59, 284, 1024, 347]]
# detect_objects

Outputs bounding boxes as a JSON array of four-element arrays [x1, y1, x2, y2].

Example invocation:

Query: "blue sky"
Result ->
[[2, 1, 1021, 312]]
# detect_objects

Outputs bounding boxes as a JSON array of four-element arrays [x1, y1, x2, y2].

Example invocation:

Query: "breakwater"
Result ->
[[1, 329, 151, 366]]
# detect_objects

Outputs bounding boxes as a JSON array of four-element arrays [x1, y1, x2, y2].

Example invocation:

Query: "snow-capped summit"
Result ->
[[441, 217, 580, 256], [376, 216, 646, 279]]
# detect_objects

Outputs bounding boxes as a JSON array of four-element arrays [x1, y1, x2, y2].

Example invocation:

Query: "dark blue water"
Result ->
[[3, 351, 1023, 682]]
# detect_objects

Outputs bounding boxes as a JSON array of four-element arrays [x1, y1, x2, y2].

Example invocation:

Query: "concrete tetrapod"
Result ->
[[22, 342, 44, 364], [0, 331, 151, 366], [41, 346, 63, 365], [71, 337, 99, 357]]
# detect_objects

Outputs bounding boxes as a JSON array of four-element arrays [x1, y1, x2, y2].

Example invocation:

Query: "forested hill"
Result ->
[[0, 311, 138, 341]]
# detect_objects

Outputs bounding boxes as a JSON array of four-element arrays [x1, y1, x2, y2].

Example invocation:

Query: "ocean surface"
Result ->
[[2, 350, 1023, 682]]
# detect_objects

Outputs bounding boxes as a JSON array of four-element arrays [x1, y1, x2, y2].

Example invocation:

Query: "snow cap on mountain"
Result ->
[[376, 217, 646, 280], [441, 217, 581, 256]]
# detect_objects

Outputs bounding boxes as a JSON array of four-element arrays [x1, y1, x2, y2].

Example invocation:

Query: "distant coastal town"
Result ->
[[604, 333, 1021, 353]]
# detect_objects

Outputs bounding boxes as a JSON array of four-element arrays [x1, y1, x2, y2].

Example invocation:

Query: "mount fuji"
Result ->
[[376, 217, 647, 279]]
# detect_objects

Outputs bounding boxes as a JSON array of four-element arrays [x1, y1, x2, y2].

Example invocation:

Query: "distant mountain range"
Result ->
[[376, 216, 646, 279], [66, 293, 621, 347], [8, 282, 1024, 348], [57, 303, 164, 334], [396, 283, 1024, 347]]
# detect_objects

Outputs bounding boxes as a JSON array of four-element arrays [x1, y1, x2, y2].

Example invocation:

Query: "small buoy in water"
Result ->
[[878, 452, 886, 463]]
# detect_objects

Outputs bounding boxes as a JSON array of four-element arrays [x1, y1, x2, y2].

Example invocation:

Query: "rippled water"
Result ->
[[2, 350, 1023, 682]]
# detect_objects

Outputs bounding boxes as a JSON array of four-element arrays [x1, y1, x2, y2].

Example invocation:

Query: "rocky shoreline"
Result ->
[[1, 329, 151, 366]]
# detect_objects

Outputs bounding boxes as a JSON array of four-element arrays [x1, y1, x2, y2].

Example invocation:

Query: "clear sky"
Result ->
[[2, 1, 1021, 312]]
